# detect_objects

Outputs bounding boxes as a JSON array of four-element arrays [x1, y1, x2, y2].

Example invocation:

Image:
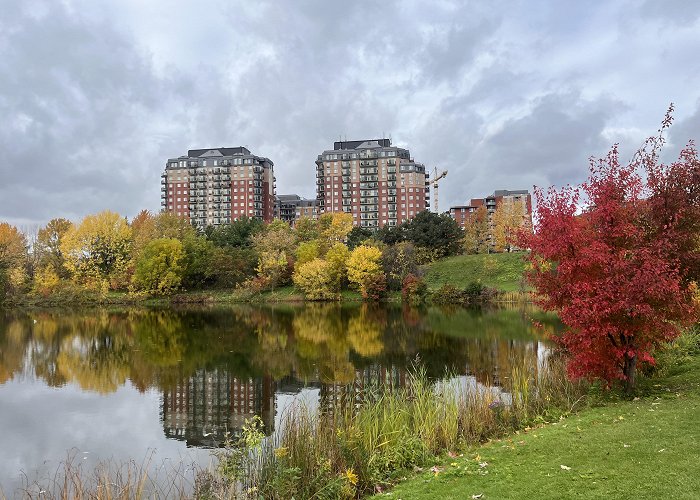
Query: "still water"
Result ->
[[0, 303, 557, 495]]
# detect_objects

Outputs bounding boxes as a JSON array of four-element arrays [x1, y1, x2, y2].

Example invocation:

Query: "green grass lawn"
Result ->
[[376, 359, 700, 499], [423, 253, 529, 292]]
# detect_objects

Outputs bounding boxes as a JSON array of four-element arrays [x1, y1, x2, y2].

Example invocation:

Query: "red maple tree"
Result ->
[[520, 108, 699, 392]]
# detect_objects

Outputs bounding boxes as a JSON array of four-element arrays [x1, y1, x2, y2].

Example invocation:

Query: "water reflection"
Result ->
[[0, 304, 558, 454]]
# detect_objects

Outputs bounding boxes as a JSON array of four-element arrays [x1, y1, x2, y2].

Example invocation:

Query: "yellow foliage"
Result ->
[[293, 258, 337, 300], [319, 212, 353, 244], [347, 245, 383, 293], [60, 210, 132, 290], [33, 265, 61, 296]]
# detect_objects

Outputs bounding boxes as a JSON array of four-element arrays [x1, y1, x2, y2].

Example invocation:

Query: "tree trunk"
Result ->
[[623, 353, 637, 395]]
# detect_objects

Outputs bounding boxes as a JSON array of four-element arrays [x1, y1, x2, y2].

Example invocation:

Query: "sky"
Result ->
[[2, 0, 700, 228]]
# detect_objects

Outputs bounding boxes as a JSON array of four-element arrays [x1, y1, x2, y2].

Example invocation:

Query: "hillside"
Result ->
[[423, 252, 529, 292]]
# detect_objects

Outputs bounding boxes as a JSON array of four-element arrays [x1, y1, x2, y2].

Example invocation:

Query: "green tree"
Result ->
[[35, 218, 73, 277], [346, 226, 372, 250], [376, 225, 405, 246], [205, 216, 264, 248], [293, 258, 337, 300], [382, 241, 420, 291], [181, 235, 216, 289], [133, 238, 185, 294], [402, 211, 462, 259]]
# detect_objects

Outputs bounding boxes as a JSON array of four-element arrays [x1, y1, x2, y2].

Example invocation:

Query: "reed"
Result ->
[[201, 354, 588, 499]]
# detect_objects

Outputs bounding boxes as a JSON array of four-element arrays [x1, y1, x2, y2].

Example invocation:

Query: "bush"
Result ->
[[362, 272, 387, 301], [430, 282, 496, 305], [402, 274, 428, 306]]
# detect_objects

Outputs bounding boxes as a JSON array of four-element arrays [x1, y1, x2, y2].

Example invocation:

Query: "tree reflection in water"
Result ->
[[0, 304, 560, 447]]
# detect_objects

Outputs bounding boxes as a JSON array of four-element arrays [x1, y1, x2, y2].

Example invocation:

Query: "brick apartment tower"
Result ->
[[315, 139, 429, 229], [161, 147, 275, 227]]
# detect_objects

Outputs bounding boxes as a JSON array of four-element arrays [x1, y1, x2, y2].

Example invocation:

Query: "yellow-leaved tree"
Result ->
[[347, 245, 386, 299], [318, 212, 353, 247], [492, 200, 530, 252], [0, 222, 28, 301], [292, 258, 337, 300], [61, 211, 132, 291]]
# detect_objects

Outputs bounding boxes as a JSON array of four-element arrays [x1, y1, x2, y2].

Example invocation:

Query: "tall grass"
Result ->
[[16, 451, 195, 500], [202, 353, 587, 499]]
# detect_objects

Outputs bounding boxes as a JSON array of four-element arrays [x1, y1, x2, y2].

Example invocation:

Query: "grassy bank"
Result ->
[[379, 350, 700, 498], [423, 253, 529, 292]]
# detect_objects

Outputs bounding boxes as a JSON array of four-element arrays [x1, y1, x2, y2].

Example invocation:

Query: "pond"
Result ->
[[0, 303, 558, 495]]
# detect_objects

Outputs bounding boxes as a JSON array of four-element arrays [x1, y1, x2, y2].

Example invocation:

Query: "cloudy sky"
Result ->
[[2, 0, 700, 227]]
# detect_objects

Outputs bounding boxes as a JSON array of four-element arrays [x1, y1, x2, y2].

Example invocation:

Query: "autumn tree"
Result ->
[[293, 258, 337, 300], [0, 222, 28, 301], [520, 114, 699, 392], [252, 220, 296, 288], [318, 212, 353, 248], [132, 238, 185, 294], [325, 242, 349, 291], [492, 199, 529, 252], [35, 218, 73, 277], [347, 245, 386, 300], [294, 217, 319, 243], [462, 206, 490, 254], [61, 211, 132, 291], [295, 240, 321, 267]]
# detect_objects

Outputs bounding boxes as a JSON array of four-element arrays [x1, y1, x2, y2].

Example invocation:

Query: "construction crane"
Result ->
[[430, 167, 448, 213]]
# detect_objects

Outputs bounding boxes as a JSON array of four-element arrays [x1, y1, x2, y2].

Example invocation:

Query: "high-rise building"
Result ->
[[315, 139, 429, 229], [275, 194, 319, 225], [161, 147, 275, 227]]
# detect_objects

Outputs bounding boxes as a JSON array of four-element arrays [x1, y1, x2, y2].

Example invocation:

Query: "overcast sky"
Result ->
[[2, 0, 700, 227]]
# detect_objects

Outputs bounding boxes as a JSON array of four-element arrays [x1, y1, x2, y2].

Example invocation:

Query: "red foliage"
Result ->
[[519, 108, 699, 389]]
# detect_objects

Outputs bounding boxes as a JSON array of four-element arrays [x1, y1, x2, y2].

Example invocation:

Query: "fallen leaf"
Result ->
[[658, 449, 666, 453], [472, 495, 483, 499], [479, 462, 489, 468], [623, 444, 630, 448], [560, 465, 572, 471]]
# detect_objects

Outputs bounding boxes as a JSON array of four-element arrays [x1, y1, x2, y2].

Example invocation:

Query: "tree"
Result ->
[[375, 225, 405, 246], [35, 218, 73, 277], [325, 242, 349, 291], [205, 216, 264, 248], [0, 223, 28, 301], [256, 251, 288, 292], [462, 206, 490, 254], [181, 235, 216, 289], [402, 211, 462, 259], [295, 240, 321, 267], [132, 238, 185, 294], [346, 226, 372, 250], [318, 212, 353, 246], [293, 258, 337, 300], [492, 199, 529, 252], [347, 245, 385, 299], [294, 217, 319, 243], [519, 119, 699, 392], [61, 211, 132, 290], [382, 241, 420, 291]]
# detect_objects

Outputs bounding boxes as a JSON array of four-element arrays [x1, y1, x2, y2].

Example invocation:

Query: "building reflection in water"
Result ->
[[162, 369, 275, 448]]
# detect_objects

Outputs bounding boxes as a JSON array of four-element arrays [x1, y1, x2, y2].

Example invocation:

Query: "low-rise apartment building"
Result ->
[[275, 194, 319, 225]]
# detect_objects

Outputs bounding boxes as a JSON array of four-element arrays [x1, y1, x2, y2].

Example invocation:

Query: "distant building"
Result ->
[[315, 139, 429, 229], [275, 194, 319, 225], [161, 147, 276, 227], [449, 190, 531, 230]]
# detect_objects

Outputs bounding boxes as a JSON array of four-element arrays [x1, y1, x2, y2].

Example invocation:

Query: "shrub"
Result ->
[[362, 272, 387, 301], [401, 274, 428, 306]]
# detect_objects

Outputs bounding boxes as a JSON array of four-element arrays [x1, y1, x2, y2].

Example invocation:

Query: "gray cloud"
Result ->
[[1, 0, 700, 226]]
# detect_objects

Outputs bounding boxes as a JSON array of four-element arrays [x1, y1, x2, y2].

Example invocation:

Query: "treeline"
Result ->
[[0, 209, 493, 304]]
